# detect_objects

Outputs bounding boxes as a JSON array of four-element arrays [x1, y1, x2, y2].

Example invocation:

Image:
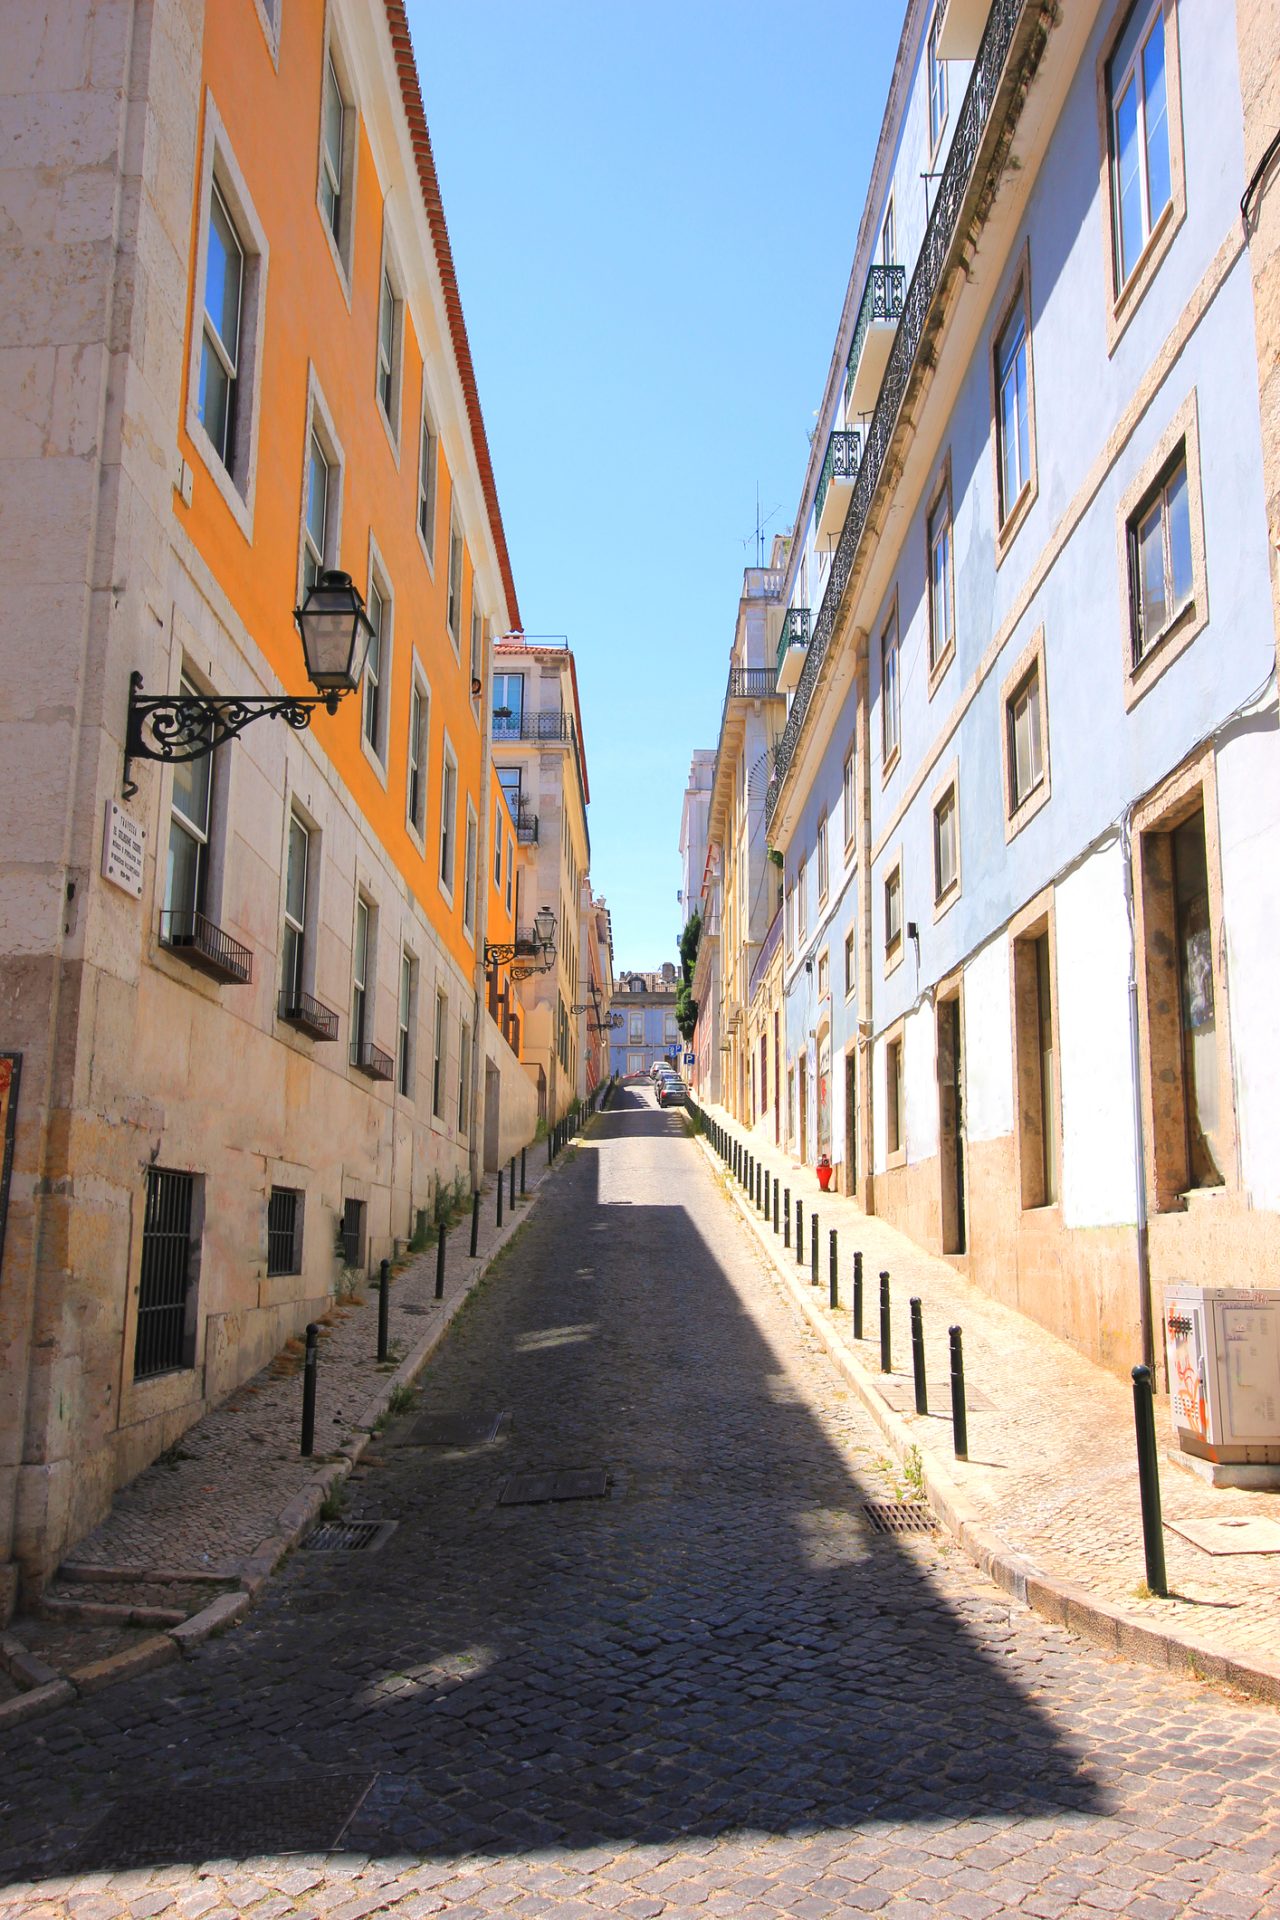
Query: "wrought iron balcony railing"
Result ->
[[775, 608, 811, 678], [814, 429, 864, 529], [278, 990, 340, 1041], [351, 1039, 395, 1081], [514, 801, 539, 845], [768, 0, 1034, 829], [159, 910, 253, 985], [844, 264, 907, 408], [726, 668, 778, 700], [492, 710, 576, 744]]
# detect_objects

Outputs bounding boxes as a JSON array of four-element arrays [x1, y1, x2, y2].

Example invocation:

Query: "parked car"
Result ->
[[657, 1075, 687, 1108], [649, 1061, 668, 1081]]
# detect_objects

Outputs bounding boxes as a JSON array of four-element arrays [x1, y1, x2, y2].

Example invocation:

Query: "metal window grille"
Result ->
[[267, 1186, 302, 1276], [135, 1168, 195, 1379], [341, 1197, 365, 1270]]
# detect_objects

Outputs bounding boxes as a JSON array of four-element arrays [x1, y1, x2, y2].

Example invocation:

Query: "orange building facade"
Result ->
[[0, 0, 538, 1605]]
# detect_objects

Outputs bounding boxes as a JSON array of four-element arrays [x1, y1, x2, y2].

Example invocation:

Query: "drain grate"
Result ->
[[405, 1409, 507, 1448], [863, 1499, 937, 1536], [69, 1771, 377, 1870], [304, 1519, 397, 1553], [499, 1467, 610, 1507]]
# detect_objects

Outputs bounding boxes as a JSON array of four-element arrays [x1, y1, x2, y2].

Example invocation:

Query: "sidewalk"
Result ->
[[0, 1129, 578, 1724], [695, 1098, 1280, 1705]]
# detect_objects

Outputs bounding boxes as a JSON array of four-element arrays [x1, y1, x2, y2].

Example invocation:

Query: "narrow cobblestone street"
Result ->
[[2, 1092, 1279, 1918]]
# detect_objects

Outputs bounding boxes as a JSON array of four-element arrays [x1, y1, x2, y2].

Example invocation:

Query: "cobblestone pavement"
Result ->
[[1, 1089, 1279, 1918], [696, 1101, 1280, 1683]]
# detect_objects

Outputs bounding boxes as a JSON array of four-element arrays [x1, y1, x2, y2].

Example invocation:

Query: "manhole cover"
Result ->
[[875, 1376, 994, 1414], [864, 1500, 937, 1536], [404, 1410, 507, 1448], [1166, 1515, 1280, 1556], [304, 1520, 397, 1553], [499, 1467, 610, 1506], [69, 1771, 376, 1870]]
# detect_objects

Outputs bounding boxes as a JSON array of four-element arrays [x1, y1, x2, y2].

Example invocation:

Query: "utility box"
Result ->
[[1163, 1287, 1280, 1478]]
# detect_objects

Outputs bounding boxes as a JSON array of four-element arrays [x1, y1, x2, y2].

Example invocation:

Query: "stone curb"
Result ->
[[700, 1128, 1280, 1709], [4, 1141, 574, 1728]]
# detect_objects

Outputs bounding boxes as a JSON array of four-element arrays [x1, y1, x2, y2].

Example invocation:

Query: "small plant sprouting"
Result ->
[[903, 1445, 925, 1498], [319, 1484, 346, 1523], [387, 1383, 416, 1417]]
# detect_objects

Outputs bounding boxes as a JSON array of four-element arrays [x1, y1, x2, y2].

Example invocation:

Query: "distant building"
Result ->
[[610, 968, 681, 1078], [678, 750, 716, 937]]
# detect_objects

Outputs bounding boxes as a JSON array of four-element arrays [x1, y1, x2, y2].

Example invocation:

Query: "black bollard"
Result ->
[[377, 1258, 390, 1363], [811, 1212, 819, 1286], [784, 1187, 791, 1248], [853, 1249, 864, 1339], [509, 1156, 516, 1212], [773, 1177, 780, 1235], [949, 1325, 968, 1460], [470, 1189, 480, 1258], [796, 1198, 804, 1267], [300, 1322, 318, 1457], [829, 1230, 839, 1310], [1132, 1364, 1168, 1596], [548, 1129, 553, 1166], [910, 1297, 928, 1415], [879, 1270, 891, 1373], [497, 1173, 503, 1228], [521, 1147, 527, 1195], [435, 1219, 447, 1300]]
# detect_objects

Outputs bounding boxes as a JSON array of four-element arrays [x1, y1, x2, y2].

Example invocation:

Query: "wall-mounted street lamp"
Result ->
[[122, 568, 375, 798], [486, 905, 557, 982]]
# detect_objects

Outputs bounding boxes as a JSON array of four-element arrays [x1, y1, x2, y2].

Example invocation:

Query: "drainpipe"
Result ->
[[1120, 814, 1154, 1374], [470, 637, 493, 1195]]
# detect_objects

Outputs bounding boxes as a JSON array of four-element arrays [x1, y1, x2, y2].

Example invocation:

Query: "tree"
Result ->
[[675, 912, 701, 1041]]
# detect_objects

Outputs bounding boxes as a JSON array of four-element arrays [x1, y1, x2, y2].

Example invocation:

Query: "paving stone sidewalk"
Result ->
[[697, 1098, 1280, 1699]]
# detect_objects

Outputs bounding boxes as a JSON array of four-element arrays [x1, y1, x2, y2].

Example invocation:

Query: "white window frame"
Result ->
[[470, 602, 484, 720], [884, 856, 904, 975], [185, 93, 270, 538], [432, 988, 447, 1121], [375, 227, 406, 454], [816, 813, 829, 903], [927, 6, 948, 155], [462, 798, 478, 943], [505, 835, 514, 915], [351, 893, 374, 1060], [281, 809, 313, 1007], [932, 771, 961, 914], [458, 1018, 471, 1135], [1001, 628, 1052, 841], [406, 664, 430, 844], [446, 521, 464, 653], [297, 367, 344, 604], [317, 19, 358, 293], [416, 380, 439, 570], [361, 537, 393, 777], [438, 734, 458, 903], [842, 747, 856, 851], [880, 604, 901, 774], [397, 947, 417, 1099]]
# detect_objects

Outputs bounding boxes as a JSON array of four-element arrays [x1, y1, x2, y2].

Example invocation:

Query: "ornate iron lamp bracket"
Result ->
[[123, 672, 339, 800]]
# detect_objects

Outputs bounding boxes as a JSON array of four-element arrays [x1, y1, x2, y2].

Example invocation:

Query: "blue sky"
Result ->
[[410, 2, 903, 968]]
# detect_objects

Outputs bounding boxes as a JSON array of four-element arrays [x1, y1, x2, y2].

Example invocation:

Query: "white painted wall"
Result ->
[[962, 936, 1014, 1143], [1216, 705, 1280, 1211], [905, 999, 938, 1165], [1055, 840, 1139, 1229]]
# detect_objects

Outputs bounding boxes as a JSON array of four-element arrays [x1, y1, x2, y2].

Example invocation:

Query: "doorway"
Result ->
[[798, 1053, 808, 1164], [937, 995, 966, 1254]]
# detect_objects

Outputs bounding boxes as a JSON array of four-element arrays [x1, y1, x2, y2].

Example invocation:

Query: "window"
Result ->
[[458, 1019, 471, 1135], [351, 897, 370, 1051], [886, 1036, 904, 1158], [318, 38, 356, 279], [463, 801, 478, 939], [884, 863, 902, 967], [629, 1011, 644, 1044], [1013, 923, 1058, 1208], [664, 1013, 679, 1043], [844, 927, 856, 997], [1129, 448, 1192, 664], [199, 182, 243, 474], [164, 676, 213, 932], [933, 784, 959, 906], [1108, 0, 1172, 291], [439, 740, 457, 896], [432, 989, 447, 1119], [299, 375, 343, 598], [398, 950, 416, 1097], [842, 747, 856, 849], [493, 671, 524, 736], [363, 573, 387, 758], [816, 814, 829, 902], [994, 269, 1035, 538], [817, 951, 829, 998], [281, 812, 309, 1005], [796, 856, 808, 944], [187, 105, 268, 530], [880, 196, 896, 268], [375, 260, 403, 438], [302, 432, 331, 592], [340, 1196, 365, 1271], [407, 676, 428, 837], [493, 804, 504, 885], [447, 523, 463, 646], [267, 1186, 303, 1277], [881, 609, 900, 770], [135, 1167, 199, 1379], [927, 472, 955, 680], [417, 398, 438, 562], [1008, 667, 1044, 812], [927, 6, 948, 153]]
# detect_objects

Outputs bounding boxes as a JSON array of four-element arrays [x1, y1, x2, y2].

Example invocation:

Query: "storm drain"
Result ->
[[863, 1500, 937, 1536], [69, 1771, 377, 1870], [304, 1519, 397, 1553], [499, 1467, 610, 1506], [406, 1409, 508, 1447]]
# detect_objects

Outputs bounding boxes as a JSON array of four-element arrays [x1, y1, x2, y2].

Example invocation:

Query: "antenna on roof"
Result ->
[[743, 485, 782, 565]]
